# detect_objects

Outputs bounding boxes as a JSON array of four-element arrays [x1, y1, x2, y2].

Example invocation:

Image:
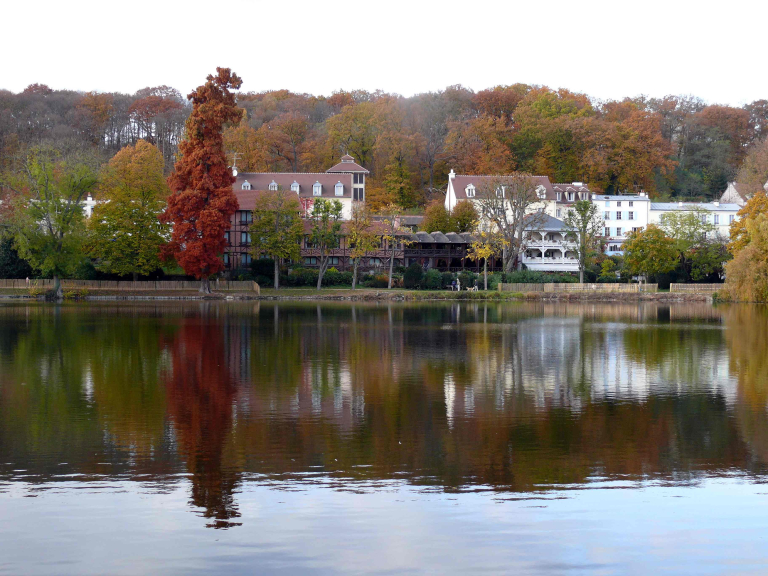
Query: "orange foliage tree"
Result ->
[[160, 68, 242, 293]]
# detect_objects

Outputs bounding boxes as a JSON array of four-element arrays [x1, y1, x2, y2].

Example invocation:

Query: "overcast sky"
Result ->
[[2, 0, 766, 106]]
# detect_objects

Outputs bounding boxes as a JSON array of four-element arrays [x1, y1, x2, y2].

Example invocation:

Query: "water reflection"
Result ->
[[0, 301, 767, 530]]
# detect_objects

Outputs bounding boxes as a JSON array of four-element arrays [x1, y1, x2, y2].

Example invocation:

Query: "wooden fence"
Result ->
[[0, 279, 260, 292], [669, 283, 723, 294], [499, 283, 658, 293]]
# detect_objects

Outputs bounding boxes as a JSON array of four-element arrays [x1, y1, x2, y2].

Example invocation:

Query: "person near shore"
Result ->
[[451, 280, 456, 291], [456, 278, 461, 291]]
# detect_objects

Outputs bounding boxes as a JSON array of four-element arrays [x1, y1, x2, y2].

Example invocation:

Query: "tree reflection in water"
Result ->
[[1, 301, 768, 531], [162, 310, 241, 528]]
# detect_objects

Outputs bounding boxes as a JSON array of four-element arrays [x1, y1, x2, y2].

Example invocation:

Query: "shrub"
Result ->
[[403, 263, 424, 288], [251, 258, 275, 278], [458, 271, 478, 289], [424, 269, 442, 290], [505, 270, 578, 284], [440, 271, 455, 289], [370, 274, 389, 288]]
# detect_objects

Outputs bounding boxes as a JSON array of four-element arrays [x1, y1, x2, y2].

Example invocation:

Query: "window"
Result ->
[[335, 182, 344, 196], [604, 211, 610, 220], [616, 212, 622, 220], [605, 227, 610, 236], [369, 257, 382, 266], [700, 214, 708, 224], [729, 215, 735, 224], [353, 188, 364, 201], [224, 231, 230, 244], [466, 184, 476, 198], [629, 201, 634, 207], [605, 201, 610, 207], [291, 181, 300, 194], [240, 253, 252, 266], [567, 192, 574, 201], [328, 257, 340, 266], [239, 211, 252, 224], [617, 201, 622, 207], [269, 180, 278, 191], [240, 232, 251, 244], [557, 192, 562, 201], [610, 244, 621, 252], [629, 211, 634, 220], [241, 181, 252, 190], [303, 256, 318, 265], [354, 173, 364, 185], [713, 214, 719, 225], [556, 209, 561, 218], [313, 182, 322, 196], [633, 227, 641, 233], [223, 253, 230, 265], [616, 227, 623, 236]]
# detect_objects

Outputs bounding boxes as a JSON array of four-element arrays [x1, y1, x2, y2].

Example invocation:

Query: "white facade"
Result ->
[[594, 194, 651, 254], [649, 202, 740, 239]]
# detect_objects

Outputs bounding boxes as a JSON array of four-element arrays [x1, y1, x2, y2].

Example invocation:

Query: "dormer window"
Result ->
[[557, 192, 562, 201], [567, 192, 574, 201], [466, 184, 476, 198], [269, 180, 278, 191], [242, 180, 252, 190], [313, 182, 322, 196], [291, 181, 300, 194], [536, 185, 546, 200], [335, 182, 344, 196]]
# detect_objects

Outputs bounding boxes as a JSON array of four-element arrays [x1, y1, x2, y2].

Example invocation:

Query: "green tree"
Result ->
[[249, 189, 303, 289], [88, 140, 170, 280], [348, 202, 380, 289], [421, 201, 452, 233], [562, 199, 603, 283], [0, 236, 33, 279], [451, 200, 478, 233], [623, 224, 678, 282], [309, 199, 343, 290], [659, 207, 716, 280], [7, 148, 97, 297]]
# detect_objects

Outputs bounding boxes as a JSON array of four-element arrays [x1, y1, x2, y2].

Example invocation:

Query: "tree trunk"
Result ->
[[317, 259, 326, 290], [274, 258, 279, 290], [579, 266, 584, 284], [199, 277, 211, 294], [388, 247, 395, 289], [484, 260, 488, 290], [52, 275, 63, 300], [352, 258, 359, 290]]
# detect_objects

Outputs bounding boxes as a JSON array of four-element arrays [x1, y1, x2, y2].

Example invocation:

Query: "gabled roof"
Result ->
[[234, 173, 353, 206], [326, 154, 370, 174], [450, 174, 555, 201]]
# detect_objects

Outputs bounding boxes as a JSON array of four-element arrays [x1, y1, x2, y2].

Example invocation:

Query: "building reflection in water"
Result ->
[[1, 302, 768, 529]]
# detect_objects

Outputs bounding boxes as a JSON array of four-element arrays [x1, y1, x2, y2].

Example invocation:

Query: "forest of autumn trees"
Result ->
[[2, 83, 767, 207]]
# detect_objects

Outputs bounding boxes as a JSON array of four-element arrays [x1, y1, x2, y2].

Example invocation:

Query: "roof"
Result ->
[[450, 174, 555, 201], [594, 194, 650, 201], [552, 183, 592, 203], [650, 202, 740, 212], [523, 212, 567, 231], [234, 173, 354, 206], [326, 154, 370, 174]]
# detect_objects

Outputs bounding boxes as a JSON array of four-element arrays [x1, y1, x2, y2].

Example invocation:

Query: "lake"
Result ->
[[1, 301, 767, 574]]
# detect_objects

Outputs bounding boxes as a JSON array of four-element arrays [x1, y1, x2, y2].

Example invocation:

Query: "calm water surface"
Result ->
[[1, 301, 768, 574]]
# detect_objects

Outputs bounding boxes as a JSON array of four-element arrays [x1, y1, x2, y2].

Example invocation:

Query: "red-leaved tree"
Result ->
[[160, 68, 242, 293]]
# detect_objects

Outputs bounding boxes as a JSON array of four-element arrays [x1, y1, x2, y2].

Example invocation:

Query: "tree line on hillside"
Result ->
[[3, 82, 768, 205]]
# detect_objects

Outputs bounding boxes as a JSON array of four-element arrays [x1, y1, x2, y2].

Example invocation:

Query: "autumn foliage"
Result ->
[[160, 68, 242, 285]]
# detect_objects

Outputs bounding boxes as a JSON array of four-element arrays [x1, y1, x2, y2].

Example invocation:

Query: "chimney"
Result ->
[[678, 201, 683, 207], [714, 201, 720, 207], [449, 169, 456, 181]]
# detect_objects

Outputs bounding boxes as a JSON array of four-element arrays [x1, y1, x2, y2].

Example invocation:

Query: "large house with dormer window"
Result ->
[[225, 155, 369, 271]]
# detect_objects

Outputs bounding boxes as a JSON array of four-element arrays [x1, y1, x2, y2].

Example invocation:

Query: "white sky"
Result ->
[[2, 0, 766, 106]]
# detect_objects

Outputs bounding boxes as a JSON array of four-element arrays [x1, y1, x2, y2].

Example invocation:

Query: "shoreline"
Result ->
[[0, 289, 714, 303]]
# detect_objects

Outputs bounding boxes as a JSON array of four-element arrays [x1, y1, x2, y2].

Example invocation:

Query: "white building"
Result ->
[[649, 201, 740, 238], [522, 214, 579, 272], [595, 193, 651, 254]]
